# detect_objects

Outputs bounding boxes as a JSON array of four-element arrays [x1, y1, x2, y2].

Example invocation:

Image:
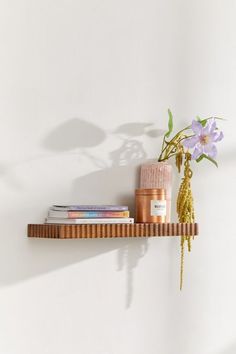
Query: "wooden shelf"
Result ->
[[27, 223, 198, 239]]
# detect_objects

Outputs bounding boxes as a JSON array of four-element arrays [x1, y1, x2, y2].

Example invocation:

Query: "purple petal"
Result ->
[[204, 143, 217, 158], [182, 135, 199, 148], [212, 131, 224, 142], [209, 119, 217, 133], [191, 144, 203, 160], [191, 120, 202, 135], [202, 118, 216, 135]]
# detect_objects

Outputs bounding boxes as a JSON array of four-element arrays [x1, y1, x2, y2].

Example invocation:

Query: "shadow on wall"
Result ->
[[117, 237, 148, 307], [1, 117, 165, 308]]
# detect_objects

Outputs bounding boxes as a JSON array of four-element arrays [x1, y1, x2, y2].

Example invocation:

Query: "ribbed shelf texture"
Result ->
[[27, 223, 198, 239]]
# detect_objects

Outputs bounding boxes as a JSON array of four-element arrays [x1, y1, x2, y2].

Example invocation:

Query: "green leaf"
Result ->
[[196, 154, 218, 167], [198, 118, 208, 127], [165, 109, 173, 138], [197, 116, 225, 127]]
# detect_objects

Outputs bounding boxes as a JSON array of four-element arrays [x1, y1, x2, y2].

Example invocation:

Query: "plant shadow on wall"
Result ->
[[42, 118, 164, 307], [0, 118, 162, 298]]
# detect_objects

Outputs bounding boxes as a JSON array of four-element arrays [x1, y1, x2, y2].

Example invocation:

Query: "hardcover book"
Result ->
[[45, 217, 134, 224], [50, 205, 129, 211], [48, 210, 130, 219]]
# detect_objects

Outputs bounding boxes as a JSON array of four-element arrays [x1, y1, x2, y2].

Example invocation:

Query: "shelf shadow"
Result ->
[[0, 117, 167, 307]]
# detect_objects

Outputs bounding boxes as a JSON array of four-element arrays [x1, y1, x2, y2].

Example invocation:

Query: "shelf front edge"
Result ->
[[27, 223, 199, 239]]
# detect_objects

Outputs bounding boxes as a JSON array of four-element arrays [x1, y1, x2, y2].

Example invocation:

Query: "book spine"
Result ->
[[49, 211, 130, 218], [51, 205, 128, 211], [45, 218, 134, 224]]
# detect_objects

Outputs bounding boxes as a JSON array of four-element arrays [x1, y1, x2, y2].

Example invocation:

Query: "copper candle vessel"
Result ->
[[135, 188, 167, 223], [140, 161, 172, 222]]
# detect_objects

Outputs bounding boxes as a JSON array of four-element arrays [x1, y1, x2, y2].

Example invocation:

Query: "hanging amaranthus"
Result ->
[[176, 152, 195, 290], [158, 110, 224, 289]]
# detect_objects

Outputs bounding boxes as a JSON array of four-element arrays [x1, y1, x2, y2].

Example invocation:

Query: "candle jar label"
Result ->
[[150, 200, 166, 216]]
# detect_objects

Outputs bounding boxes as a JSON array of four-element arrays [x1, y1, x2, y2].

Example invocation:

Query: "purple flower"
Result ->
[[183, 118, 224, 160]]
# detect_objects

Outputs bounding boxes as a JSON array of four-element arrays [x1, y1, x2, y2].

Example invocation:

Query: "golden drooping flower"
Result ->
[[175, 151, 183, 173], [176, 153, 195, 290]]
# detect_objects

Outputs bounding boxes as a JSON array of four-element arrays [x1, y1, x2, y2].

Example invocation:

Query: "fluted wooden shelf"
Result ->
[[27, 223, 198, 239]]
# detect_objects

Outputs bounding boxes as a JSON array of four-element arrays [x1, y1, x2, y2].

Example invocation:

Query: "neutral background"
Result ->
[[0, 1, 235, 354]]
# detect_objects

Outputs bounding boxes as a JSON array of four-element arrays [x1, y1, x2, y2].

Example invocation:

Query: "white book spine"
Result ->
[[45, 218, 134, 224]]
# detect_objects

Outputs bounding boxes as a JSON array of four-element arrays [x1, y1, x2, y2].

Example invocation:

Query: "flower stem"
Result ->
[[158, 116, 217, 162]]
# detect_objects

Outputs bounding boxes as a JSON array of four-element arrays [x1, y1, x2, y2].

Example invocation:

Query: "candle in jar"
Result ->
[[135, 188, 167, 223], [140, 161, 172, 222]]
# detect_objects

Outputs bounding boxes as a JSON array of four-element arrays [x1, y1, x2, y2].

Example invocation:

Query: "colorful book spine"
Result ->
[[45, 218, 134, 224], [48, 210, 130, 218], [51, 205, 128, 211]]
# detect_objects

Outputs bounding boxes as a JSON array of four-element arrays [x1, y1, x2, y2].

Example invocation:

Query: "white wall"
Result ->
[[0, 1, 235, 354]]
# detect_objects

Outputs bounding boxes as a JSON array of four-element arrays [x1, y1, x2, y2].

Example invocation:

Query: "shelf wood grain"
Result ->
[[27, 223, 198, 239]]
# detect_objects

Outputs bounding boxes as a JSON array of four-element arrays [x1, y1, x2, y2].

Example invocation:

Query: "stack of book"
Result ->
[[45, 205, 134, 224]]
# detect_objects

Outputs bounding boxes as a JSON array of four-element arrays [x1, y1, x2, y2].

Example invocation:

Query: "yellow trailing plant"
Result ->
[[158, 110, 223, 289], [176, 152, 195, 290]]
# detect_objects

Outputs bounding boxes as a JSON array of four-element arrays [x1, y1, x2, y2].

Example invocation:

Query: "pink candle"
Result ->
[[139, 161, 172, 222]]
